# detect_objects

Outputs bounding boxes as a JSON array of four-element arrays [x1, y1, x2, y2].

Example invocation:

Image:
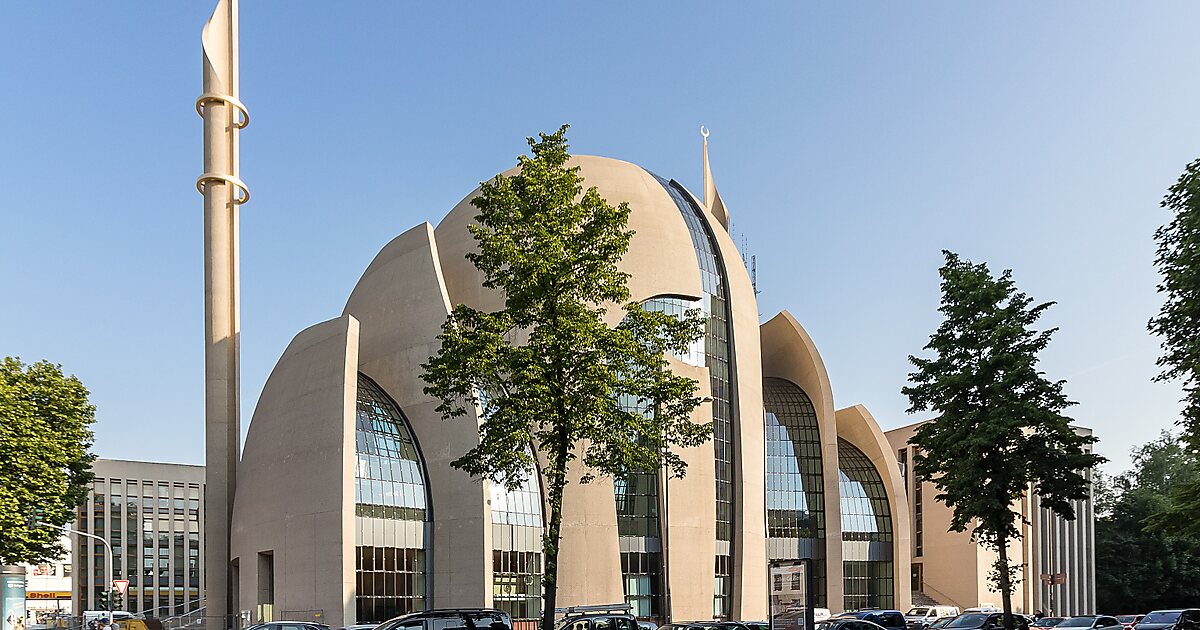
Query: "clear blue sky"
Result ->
[[2, 2, 1196, 476]]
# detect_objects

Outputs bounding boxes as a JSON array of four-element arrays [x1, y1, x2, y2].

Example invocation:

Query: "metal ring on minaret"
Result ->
[[196, 173, 250, 205], [700, 125, 710, 139], [196, 93, 250, 129]]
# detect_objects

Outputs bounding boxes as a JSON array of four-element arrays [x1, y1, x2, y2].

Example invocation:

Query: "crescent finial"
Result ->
[[700, 125, 710, 139]]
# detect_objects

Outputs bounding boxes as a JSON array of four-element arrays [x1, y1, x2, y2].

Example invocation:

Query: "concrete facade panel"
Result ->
[[231, 315, 359, 627]]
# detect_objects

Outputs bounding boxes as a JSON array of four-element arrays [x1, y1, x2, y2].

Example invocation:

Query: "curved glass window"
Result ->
[[356, 374, 427, 521], [764, 378, 826, 606], [641, 296, 705, 367], [614, 392, 664, 621], [354, 374, 429, 622], [838, 438, 894, 610], [650, 173, 738, 620]]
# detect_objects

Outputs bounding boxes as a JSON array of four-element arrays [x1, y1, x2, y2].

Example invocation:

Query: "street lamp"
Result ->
[[35, 520, 114, 628]]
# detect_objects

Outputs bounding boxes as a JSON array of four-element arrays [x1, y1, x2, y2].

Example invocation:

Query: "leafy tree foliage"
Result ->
[[1096, 432, 1200, 611], [421, 126, 707, 630], [0, 357, 96, 564], [904, 252, 1103, 630], [1148, 157, 1200, 534]]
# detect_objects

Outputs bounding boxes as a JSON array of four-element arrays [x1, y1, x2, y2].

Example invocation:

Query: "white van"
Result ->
[[906, 607, 962, 629]]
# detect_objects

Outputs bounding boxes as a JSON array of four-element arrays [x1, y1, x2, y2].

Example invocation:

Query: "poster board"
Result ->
[[769, 559, 813, 630]]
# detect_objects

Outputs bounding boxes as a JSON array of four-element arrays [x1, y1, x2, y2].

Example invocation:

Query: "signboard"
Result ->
[[26, 593, 71, 600], [1040, 573, 1067, 586], [113, 581, 129, 597], [769, 559, 813, 630], [1, 569, 27, 630]]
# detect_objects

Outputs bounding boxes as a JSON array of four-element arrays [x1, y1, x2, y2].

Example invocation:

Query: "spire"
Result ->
[[700, 125, 730, 230], [197, 2, 247, 630]]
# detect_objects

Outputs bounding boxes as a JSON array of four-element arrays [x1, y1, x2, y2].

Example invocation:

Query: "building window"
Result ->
[[621, 552, 663, 620], [355, 546, 425, 623], [641, 296, 705, 367], [912, 447, 923, 558], [653, 174, 738, 619], [493, 551, 543, 622], [912, 563, 923, 593], [354, 374, 430, 623], [613, 388, 664, 621], [839, 439, 895, 610], [764, 377, 827, 606], [898, 448, 908, 496], [355, 374, 427, 522]]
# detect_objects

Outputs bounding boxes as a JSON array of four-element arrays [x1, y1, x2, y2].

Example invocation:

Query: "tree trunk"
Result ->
[[998, 536, 1015, 630], [540, 429, 570, 630]]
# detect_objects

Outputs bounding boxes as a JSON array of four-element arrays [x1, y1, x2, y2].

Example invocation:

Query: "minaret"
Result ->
[[197, 0, 248, 627], [700, 125, 730, 230]]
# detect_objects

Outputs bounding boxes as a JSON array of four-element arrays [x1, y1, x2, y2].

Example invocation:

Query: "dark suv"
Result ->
[[555, 605, 639, 630], [376, 609, 513, 630], [833, 612, 907, 630]]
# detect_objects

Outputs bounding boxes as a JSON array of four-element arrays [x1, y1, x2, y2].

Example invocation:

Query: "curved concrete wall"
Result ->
[[231, 315, 359, 628], [760, 311, 846, 608], [835, 405, 913, 612], [343, 222, 492, 609]]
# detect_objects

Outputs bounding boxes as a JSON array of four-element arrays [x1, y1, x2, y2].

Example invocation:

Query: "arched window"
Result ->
[[354, 373, 429, 622], [838, 438, 894, 610], [764, 377, 826, 606]]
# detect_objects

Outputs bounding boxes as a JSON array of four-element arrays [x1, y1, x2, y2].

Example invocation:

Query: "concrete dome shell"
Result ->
[[434, 155, 717, 320]]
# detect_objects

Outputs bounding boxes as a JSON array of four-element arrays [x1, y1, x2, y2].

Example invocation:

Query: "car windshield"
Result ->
[[910, 610, 931, 617], [1056, 619, 1098, 628], [1142, 614, 1182, 625], [1035, 619, 1065, 627], [947, 615, 992, 629]]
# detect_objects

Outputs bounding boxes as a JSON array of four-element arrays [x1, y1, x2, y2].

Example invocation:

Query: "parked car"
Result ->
[[833, 611, 907, 630], [555, 605, 639, 630], [1135, 611, 1200, 630], [1031, 618, 1066, 629], [817, 619, 888, 630], [1053, 618, 1121, 630], [715, 622, 768, 630], [929, 618, 958, 630], [376, 609, 512, 630], [638, 622, 657, 630], [908, 607, 962, 630], [943, 613, 1029, 630], [244, 623, 331, 630], [1116, 617, 1144, 630]]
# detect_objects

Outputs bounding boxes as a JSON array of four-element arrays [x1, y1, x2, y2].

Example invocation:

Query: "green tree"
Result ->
[[0, 357, 96, 564], [1096, 432, 1200, 611], [1148, 157, 1200, 534], [421, 126, 707, 630], [903, 251, 1103, 629]]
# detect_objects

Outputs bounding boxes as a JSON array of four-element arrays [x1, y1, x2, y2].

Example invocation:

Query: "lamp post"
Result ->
[[37, 521, 114, 628]]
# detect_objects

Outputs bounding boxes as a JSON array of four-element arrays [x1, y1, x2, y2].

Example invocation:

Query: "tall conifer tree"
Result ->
[[904, 252, 1102, 628]]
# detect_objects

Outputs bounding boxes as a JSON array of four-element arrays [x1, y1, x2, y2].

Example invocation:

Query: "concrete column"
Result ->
[[200, 2, 243, 628]]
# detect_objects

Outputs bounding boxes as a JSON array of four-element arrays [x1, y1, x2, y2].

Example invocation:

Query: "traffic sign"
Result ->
[[112, 580, 129, 596]]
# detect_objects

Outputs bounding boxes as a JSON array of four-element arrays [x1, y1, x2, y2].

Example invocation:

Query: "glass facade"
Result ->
[[614, 393, 664, 621], [764, 378, 827, 606], [354, 374, 429, 621], [75, 469, 202, 617], [488, 437, 544, 622], [838, 439, 895, 610], [641, 296, 705, 367], [651, 174, 737, 620]]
